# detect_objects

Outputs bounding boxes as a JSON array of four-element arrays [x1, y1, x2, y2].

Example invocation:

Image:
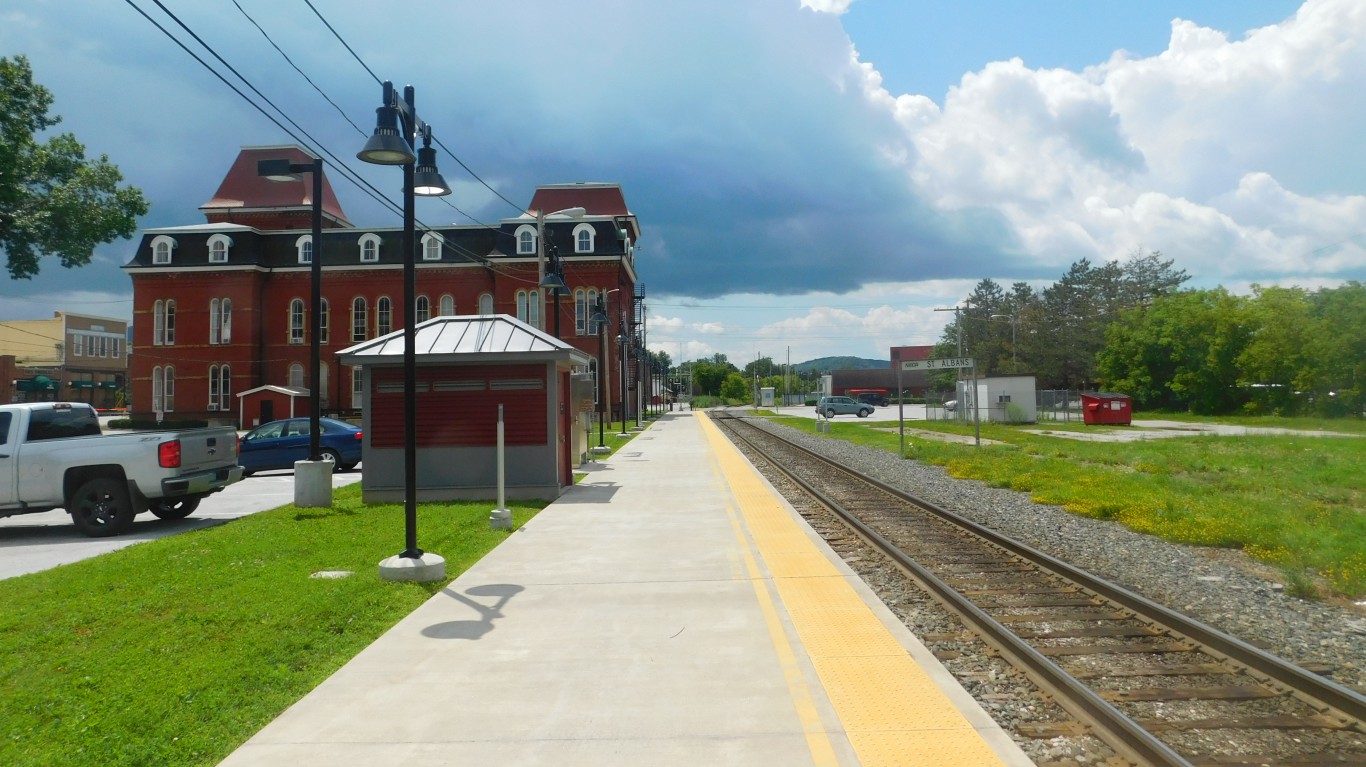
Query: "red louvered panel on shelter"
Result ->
[[369, 365, 548, 448]]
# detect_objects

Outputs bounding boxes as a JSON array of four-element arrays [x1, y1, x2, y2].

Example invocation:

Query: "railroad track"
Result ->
[[714, 413, 1366, 767]]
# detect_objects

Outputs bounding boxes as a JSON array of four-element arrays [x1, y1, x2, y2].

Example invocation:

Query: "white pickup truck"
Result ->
[[0, 402, 244, 537]]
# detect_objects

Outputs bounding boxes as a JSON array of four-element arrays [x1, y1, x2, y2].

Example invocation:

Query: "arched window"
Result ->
[[161, 300, 177, 345], [288, 363, 305, 388], [289, 299, 305, 344], [208, 233, 232, 263], [377, 296, 392, 335], [478, 293, 493, 315], [152, 366, 163, 412], [296, 234, 313, 264], [351, 297, 367, 342], [439, 294, 454, 316], [153, 300, 165, 345], [575, 289, 587, 335], [220, 298, 232, 343], [516, 290, 528, 323], [416, 295, 430, 323], [319, 298, 329, 343], [421, 232, 443, 261], [573, 223, 595, 253], [152, 366, 174, 413], [208, 364, 219, 410], [515, 225, 537, 255], [358, 233, 380, 263], [151, 235, 176, 265], [588, 288, 601, 334], [209, 298, 226, 344], [351, 366, 363, 409], [528, 289, 540, 329], [218, 364, 231, 411]]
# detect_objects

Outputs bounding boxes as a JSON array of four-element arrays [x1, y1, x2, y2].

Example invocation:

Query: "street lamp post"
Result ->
[[357, 80, 451, 582], [591, 297, 609, 452], [535, 207, 584, 337], [258, 155, 329, 508], [616, 330, 630, 437]]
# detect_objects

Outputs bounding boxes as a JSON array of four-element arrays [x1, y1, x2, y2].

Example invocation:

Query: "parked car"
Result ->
[[238, 417, 362, 475], [815, 396, 874, 418]]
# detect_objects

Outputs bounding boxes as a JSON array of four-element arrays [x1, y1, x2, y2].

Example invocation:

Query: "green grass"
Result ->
[[0, 485, 547, 767], [772, 413, 1366, 598]]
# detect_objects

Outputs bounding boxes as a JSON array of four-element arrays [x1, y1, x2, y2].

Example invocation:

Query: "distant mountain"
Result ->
[[793, 356, 888, 374]]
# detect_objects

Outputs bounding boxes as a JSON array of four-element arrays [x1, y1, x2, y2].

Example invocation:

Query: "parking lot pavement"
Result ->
[[0, 469, 363, 581]]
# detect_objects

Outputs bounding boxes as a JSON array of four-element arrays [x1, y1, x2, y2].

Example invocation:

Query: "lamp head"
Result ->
[[357, 105, 416, 165], [539, 272, 567, 290], [412, 129, 451, 196], [257, 158, 303, 182]]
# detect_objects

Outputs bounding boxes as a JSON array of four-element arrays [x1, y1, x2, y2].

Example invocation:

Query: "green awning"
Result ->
[[15, 377, 57, 392], [98, 381, 120, 390], [69, 380, 95, 389]]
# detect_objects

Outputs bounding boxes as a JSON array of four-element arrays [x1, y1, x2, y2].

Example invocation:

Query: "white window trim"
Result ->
[[439, 295, 454, 316], [376, 296, 393, 336], [416, 295, 430, 323], [358, 233, 381, 263], [421, 232, 444, 261], [572, 223, 595, 253], [478, 293, 494, 315], [289, 298, 306, 344], [207, 233, 232, 264], [151, 235, 177, 265], [295, 234, 313, 264], [514, 224, 537, 255]]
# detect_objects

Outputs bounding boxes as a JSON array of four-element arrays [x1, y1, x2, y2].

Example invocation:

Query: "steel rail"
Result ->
[[720, 415, 1366, 763]]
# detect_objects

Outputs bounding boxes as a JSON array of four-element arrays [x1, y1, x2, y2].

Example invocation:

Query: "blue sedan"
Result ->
[[238, 417, 362, 475]]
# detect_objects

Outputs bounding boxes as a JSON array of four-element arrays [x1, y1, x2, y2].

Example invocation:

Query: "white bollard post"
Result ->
[[490, 403, 511, 529]]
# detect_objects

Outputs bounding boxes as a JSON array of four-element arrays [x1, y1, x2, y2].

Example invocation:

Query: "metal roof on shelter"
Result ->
[[338, 315, 590, 366]]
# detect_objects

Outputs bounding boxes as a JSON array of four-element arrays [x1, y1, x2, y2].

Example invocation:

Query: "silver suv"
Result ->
[[815, 396, 873, 418]]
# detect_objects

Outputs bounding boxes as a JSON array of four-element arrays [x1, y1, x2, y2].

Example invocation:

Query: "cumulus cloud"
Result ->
[[881, 0, 1366, 286]]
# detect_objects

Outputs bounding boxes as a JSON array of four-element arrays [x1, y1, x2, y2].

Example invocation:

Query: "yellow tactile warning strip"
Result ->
[[698, 413, 1009, 767]]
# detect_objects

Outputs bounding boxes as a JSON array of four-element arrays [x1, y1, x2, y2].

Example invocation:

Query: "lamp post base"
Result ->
[[489, 507, 512, 530], [378, 552, 446, 582], [293, 460, 334, 508]]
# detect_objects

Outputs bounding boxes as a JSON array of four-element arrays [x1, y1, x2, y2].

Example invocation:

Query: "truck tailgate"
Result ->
[[167, 427, 239, 475]]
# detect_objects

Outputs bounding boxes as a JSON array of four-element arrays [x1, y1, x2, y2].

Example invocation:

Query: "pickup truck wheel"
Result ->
[[70, 478, 136, 537], [150, 496, 200, 520], [320, 448, 344, 474]]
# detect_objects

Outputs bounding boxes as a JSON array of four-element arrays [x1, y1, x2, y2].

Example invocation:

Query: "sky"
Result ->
[[2, 0, 1362, 367]]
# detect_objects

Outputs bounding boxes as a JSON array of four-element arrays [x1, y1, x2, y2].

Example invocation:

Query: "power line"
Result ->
[[302, 0, 381, 86], [231, 0, 367, 137], [301, 2, 530, 219]]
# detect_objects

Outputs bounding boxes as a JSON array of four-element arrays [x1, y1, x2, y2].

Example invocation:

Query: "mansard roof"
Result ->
[[200, 145, 351, 227]]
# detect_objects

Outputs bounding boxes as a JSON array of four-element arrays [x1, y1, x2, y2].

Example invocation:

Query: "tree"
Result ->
[[719, 373, 750, 401], [1, 55, 148, 279]]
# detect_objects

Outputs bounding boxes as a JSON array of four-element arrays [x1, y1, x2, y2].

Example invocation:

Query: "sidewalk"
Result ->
[[218, 411, 1028, 766]]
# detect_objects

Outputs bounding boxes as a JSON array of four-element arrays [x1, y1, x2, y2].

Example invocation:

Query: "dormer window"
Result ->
[[515, 225, 537, 255], [573, 223, 595, 253], [421, 232, 443, 261], [296, 234, 313, 264], [151, 235, 177, 265], [207, 234, 232, 263], [358, 233, 380, 263]]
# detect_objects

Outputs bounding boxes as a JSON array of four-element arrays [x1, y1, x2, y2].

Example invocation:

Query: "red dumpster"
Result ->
[[1080, 392, 1132, 425]]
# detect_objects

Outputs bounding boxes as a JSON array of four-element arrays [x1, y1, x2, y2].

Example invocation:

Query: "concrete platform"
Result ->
[[218, 410, 1031, 766]]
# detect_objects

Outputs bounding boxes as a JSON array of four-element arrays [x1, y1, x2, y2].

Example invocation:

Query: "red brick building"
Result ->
[[124, 145, 641, 425]]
